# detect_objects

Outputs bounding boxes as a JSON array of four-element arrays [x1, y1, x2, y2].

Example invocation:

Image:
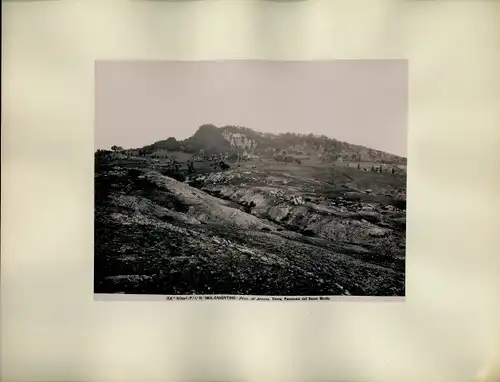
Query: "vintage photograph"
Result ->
[[94, 60, 407, 297]]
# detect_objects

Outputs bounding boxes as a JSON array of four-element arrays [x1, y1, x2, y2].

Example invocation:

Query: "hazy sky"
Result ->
[[95, 60, 407, 156]]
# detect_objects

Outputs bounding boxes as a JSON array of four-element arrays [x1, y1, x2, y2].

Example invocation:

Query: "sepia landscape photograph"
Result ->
[[94, 60, 408, 297]]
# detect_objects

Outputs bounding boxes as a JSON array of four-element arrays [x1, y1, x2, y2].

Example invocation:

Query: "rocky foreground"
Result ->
[[95, 160, 406, 296]]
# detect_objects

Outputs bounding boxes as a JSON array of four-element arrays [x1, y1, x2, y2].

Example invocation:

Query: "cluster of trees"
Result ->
[[141, 137, 181, 153], [95, 149, 113, 160], [216, 161, 230, 171], [273, 154, 301, 164], [355, 162, 397, 174]]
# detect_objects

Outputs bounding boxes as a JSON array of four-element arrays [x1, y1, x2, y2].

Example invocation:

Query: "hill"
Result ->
[[139, 124, 407, 165]]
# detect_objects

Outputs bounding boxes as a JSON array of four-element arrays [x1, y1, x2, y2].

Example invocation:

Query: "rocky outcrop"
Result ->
[[136, 171, 277, 231], [186, 168, 406, 261], [222, 130, 257, 149]]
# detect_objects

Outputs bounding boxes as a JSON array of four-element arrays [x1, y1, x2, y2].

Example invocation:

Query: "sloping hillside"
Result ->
[[94, 154, 406, 296]]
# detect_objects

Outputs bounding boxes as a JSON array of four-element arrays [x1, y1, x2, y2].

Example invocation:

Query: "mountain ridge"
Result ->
[[138, 124, 407, 165]]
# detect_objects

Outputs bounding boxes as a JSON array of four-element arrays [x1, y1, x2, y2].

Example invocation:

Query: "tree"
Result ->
[[163, 137, 180, 151], [111, 145, 124, 152], [187, 159, 195, 174], [95, 149, 112, 160]]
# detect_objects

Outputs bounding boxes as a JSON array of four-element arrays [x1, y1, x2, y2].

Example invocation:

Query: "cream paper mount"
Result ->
[[2, 1, 500, 382]]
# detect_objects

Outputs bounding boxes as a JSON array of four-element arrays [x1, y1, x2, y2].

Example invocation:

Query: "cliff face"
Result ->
[[222, 129, 257, 150]]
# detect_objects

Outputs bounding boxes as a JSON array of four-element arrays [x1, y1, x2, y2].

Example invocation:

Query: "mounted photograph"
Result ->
[[94, 60, 408, 298]]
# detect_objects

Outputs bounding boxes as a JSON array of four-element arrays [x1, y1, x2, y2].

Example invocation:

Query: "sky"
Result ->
[[95, 60, 408, 157]]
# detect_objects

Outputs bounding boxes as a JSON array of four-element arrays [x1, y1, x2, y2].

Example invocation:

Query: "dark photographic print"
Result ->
[[94, 60, 407, 299]]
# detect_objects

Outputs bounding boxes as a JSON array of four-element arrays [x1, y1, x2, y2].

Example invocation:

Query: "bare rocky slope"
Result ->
[[95, 155, 406, 296]]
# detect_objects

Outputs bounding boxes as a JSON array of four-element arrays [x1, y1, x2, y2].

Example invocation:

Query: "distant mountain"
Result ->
[[140, 124, 407, 165]]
